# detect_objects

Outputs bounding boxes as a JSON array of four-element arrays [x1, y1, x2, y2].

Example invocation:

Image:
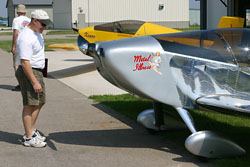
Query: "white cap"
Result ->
[[31, 9, 53, 25]]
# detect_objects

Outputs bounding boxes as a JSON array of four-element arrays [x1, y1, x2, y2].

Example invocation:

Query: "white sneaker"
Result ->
[[23, 137, 46, 148], [34, 129, 46, 142], [23, 129, 46, 142]]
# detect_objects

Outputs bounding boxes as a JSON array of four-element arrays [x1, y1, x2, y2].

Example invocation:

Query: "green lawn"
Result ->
[[0, 32, 12, 36], [46, 30, 77, 35], [0, 38, 77, 52], [90, 94, 250, 167]]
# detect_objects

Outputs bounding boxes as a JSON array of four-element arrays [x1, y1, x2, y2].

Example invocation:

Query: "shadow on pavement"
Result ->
[[48, 129, 199, 164], [0, 131, 23, 145], [48, 63, 96, 79], [0, 84, 16, 90]]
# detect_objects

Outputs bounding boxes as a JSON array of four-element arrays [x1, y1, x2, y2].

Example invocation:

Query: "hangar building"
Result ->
[[53, 0, 189, 29]]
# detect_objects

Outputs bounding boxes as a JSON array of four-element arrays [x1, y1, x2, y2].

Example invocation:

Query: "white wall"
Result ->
[[53, 0, 189, 29], [88, 0, 189, 23], [72, 0, 85, 25]]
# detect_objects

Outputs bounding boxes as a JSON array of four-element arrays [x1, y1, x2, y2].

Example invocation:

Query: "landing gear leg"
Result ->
[[153, 101, 164, 128]]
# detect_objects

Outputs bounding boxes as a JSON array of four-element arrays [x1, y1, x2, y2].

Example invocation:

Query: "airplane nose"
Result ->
[[90, 42, 119, 87], [77, 35, 89, 55]]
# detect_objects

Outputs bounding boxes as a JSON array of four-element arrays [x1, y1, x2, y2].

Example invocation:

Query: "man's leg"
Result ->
[[22, 105, 35, 138], [31, 103, 44, 131], [23, 104, 44, 138], [22, 105, 47, 147]]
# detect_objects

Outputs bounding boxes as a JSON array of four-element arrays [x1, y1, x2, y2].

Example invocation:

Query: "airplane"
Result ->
[[70, 16, 244, 57], [70, 17, 247, 158], [81, 25, 250, 159], [71, 20, 181, 56], [49, 16, 244, 52]]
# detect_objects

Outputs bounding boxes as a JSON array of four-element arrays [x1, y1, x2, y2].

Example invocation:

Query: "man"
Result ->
[[11, 4, 30, 91], [16, 9, 52, 147]]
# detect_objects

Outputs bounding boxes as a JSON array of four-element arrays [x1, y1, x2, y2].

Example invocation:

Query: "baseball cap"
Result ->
[[31, 9, 53, 26], [17, 4, 27, 13]]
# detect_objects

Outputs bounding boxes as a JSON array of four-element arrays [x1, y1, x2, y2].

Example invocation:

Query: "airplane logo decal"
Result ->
[[149, 51, 162, 75], [132, 52, 162, 75]]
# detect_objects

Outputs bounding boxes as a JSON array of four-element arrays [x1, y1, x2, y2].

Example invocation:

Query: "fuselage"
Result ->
[[90, 28, 250, 114]]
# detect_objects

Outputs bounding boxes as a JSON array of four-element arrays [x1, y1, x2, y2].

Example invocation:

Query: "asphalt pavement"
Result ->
[[0, 47, 211, 167]]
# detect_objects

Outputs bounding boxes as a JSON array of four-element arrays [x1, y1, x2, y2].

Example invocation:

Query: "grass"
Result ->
[[46, 30, 77, 35], [0, 32, 12, 36], [0, 38, 77, 52], [0, 30, 77, 36], [89, 94, 250, 167], [176, 25, 200, 31], [44, 39, 77, 51], [0, 40, 12, 52]]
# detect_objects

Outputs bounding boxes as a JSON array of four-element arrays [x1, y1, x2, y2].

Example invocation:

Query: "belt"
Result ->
[[32, 67, 43, 72], [19, 66, 43, 72]]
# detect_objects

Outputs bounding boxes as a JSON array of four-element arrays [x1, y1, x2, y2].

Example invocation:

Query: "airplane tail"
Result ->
[[217, 16, 245, 28]]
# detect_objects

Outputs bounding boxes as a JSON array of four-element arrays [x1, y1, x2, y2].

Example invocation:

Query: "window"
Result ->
[[94, 20, 145, 35]]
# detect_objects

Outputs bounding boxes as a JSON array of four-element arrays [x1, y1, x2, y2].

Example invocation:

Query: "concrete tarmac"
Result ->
[[0, 48, 211, 167]]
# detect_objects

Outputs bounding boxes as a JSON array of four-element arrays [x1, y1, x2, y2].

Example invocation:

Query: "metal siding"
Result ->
[[53, 0, 72, 29], [88, 0, 188, 26], [72, 0, 85, 25], [52, 0, 189, 29]]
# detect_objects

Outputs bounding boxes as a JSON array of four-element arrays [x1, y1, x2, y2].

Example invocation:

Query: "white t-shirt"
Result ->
[[17, 27, 45, 69], [12, 15, 30, 32]]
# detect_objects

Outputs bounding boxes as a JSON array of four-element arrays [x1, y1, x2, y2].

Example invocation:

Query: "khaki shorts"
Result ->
[[16, 66, 46, 106]]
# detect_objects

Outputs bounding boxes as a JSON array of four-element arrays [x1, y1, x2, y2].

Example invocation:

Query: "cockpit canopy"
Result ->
[[155, 28, 250, 66], [94, 20, 145, 35]]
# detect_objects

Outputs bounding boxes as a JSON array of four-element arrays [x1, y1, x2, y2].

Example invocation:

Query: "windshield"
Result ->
[[217, 28, 250, 66], [94, 20, 145, 35], [154, 29, 234, 63]]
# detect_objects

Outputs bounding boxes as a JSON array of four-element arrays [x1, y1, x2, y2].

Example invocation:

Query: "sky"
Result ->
[[0, 0, 7, 18], [0, 0, 200, 18]]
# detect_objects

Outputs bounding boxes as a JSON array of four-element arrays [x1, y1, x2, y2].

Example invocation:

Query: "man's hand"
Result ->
[[11, 29, 18, 55], [11, 47, 16, 55], [33, 81, 43, 93]]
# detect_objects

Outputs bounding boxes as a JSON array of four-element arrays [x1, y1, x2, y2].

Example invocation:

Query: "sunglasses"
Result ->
[[37, 19, 47, 27]]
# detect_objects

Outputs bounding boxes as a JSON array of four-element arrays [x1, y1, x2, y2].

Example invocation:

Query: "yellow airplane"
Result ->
[[71, 20, 181, 55], [48, 17, 244, 54], [76, 20, 180, 43], [49, 20, 180, 52]]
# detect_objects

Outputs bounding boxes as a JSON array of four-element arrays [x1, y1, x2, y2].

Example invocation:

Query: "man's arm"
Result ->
[[21, 59, 43, 93], [11, 29, 19, 55]]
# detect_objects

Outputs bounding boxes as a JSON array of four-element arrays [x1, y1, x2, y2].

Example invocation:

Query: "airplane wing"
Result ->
[[196, 94, 250, 115]]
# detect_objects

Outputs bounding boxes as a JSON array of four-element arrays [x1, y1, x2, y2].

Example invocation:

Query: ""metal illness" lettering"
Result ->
[[133, 55, 151, 71]]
